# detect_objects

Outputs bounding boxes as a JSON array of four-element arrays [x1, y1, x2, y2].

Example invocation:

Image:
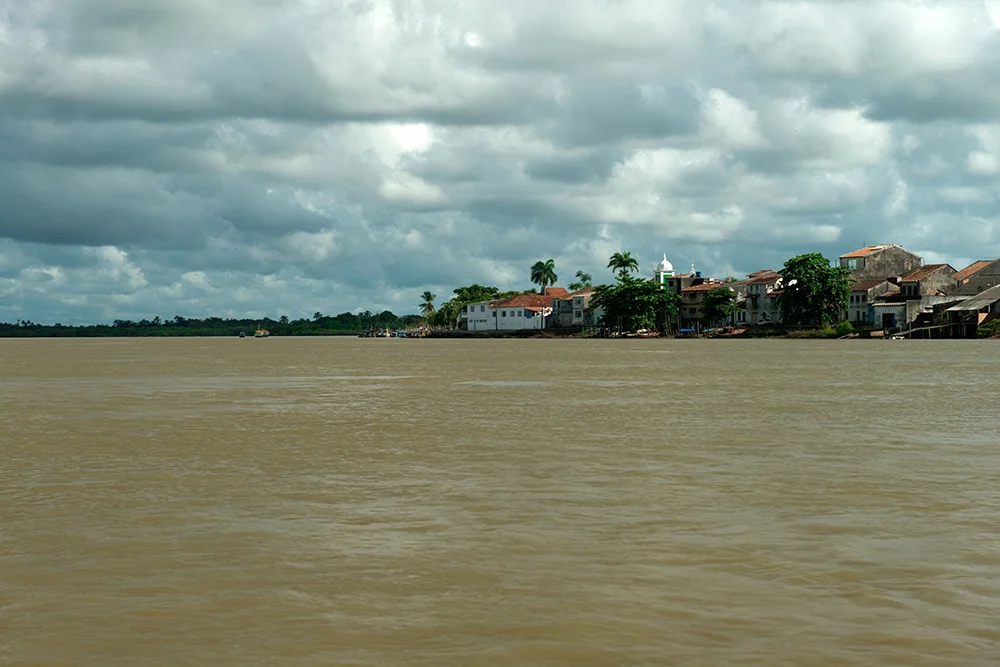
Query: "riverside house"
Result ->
[[465, 289, 564, 332], [554, 287, 596, 327], [736, 270, 782, 327], [839, 244, 922, 282], [847, 280, 898, 324], [946, 284, 1000, 336]]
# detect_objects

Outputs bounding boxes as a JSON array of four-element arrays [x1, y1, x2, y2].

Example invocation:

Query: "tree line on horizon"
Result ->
[[0, 311, 422, 338], [3, 252, 853, 338]]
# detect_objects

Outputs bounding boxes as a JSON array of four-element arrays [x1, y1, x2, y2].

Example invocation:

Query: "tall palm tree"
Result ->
[[419, 291, 436, 318], [569, 270, 593, 290], [530, 259, 558, 293], [608, 251, 639, 278]]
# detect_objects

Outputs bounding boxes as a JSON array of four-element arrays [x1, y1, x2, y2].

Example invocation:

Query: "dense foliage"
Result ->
[[592, 275, 681, 334], [428, 283, 537, 328], [778, 253, 851, 327], [0, 311, 421, 338], [428, 284, 500, 328], [701, 287, 739, 327], [977, 319, 1000, 338]]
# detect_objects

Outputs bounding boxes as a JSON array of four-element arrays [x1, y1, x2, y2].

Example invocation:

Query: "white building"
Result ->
[[466, 293, 555, 331], [654, 253, 675, 284], [738, 270, 783, 327]]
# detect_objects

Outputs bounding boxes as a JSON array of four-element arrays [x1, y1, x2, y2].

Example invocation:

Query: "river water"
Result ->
[[1, 337, 998, 666]]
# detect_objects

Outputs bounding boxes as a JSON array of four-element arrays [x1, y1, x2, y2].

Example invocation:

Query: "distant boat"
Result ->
[[239, 332, 246, 338], [254, 328, 269, 338]]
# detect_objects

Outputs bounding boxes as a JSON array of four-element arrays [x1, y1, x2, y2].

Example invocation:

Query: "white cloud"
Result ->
[[2, 0, 1000, 323], [967, 151, 999, 174]]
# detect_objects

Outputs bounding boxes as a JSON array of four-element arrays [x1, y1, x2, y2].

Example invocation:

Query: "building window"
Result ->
[[492, 311, 496, 317], [480, 305, 485, 312], [501, 311, 506, 317], [847, 258, 860, 269]]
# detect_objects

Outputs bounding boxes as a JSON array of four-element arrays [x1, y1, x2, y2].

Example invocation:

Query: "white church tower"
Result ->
[[654, 253, 675, 285]]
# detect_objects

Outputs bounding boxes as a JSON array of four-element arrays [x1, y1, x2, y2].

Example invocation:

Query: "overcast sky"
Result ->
[[2, 0, 1000, 323]]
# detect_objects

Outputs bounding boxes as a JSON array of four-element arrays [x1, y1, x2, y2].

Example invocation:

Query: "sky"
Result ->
[[2, 0, 1000, 324]]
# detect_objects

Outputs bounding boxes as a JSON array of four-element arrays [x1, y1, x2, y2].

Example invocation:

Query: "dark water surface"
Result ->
[[2, 337, 999, 666]]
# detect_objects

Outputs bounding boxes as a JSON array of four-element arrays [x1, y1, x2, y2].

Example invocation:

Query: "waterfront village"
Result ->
[[450, 244, 1000, 339]]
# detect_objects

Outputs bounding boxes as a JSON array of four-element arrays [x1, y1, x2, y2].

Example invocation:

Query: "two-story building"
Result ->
[[898, 264, 957, 298], [847, 279, 899, 324], [951, 259, 1000, 296], [737, 270, 782, 327], [553, 287, 596, 327], [839, 244, 922, 281], [679, 280, 728, 327], [466, 292, 558, 331]]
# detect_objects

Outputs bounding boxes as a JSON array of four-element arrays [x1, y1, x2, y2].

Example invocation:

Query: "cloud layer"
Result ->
[[2, 0, 1000, 323]]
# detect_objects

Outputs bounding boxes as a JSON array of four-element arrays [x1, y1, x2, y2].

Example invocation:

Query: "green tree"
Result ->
[[778, 253, 851, 327], [591, 275, 681, 334], [419, 291, 436, 318], [431, 284, 500, 328], [530, 259, 558, 293], [607, 251, 639, 279], [568, 270, 593, 291], [701, 287, 740, 327]]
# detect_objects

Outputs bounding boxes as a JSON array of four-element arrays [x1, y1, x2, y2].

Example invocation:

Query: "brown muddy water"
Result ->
[[1, 337, 999, 666]]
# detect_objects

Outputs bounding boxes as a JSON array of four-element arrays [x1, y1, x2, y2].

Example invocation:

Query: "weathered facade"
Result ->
[[737, 271, 782, 327], [847, 280, 899, 324], [951, 259, 1000, 296], [946, 284, 1000, 336], [898, 264, 957, 298], [554, 288, 595, 327], [953, 260, 994, 287], [679, 280, 729, 327], [839, 244, 922, 282]]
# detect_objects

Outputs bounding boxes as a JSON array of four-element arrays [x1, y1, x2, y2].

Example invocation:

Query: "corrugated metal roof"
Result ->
[[945, 284, 1000, 312]]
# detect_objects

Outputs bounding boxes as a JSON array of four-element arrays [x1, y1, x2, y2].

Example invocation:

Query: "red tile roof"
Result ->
[[746, 274, 781, 285], [840, 244, 893, 259], [748, 269, 779, 278], [953, 260, 994, 283], [681, 282, 729, 293], [899, 264, 954, 283], [542, 287, 569, 298], [561, 287, 594, 300], [494, 294, 556, 308]]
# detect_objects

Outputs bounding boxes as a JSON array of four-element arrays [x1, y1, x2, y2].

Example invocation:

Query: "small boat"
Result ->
[[238, 332, 246, 338], [254, 328, 269, 338]]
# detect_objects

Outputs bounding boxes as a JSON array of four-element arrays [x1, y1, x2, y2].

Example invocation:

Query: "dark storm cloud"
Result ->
[[2, 0, 1000, 323]]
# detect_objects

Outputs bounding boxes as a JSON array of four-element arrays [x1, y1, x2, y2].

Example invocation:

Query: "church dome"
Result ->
[[655, 253, 674, 273]]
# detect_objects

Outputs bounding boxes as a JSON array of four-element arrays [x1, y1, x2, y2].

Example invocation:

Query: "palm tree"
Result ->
[[608, 251, 639, 278], [568, 270, 593, 290], [530, 259, 558, 293], [419, 291, 436, 318]]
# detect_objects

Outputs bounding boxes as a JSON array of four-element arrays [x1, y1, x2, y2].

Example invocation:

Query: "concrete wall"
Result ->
[[954, 260, 1000, 295], [844, 246, 922, 281], [901, 268, 957, 297], [466, 302, 494, 331]]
